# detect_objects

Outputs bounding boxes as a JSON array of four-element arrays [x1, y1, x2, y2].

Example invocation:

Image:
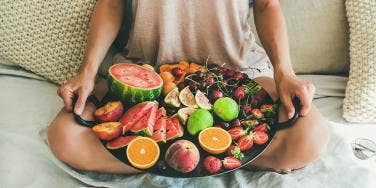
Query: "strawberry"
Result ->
[[260, 104, 273, 113], [253, 131, 269, 145], [234, 86, 246, 100], [251, 109, 264, 119], [253, 123, 268, 132], [227, 127, 247, 140], [222, 157, 242, 170], [203, 156, 222, 174], [226, 145, 244, 160], [237, 134, 254, 151], [242, 104, 252, 114]]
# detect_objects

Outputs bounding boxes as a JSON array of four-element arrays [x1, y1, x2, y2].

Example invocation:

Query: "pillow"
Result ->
[[0, 1, 96, 84], [343, 0, 376, 123], [249, 0, 350, 74]]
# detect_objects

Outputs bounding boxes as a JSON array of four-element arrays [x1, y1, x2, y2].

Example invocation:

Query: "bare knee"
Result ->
[[272, 106, 329, 171], [47, 121, 101, 171]]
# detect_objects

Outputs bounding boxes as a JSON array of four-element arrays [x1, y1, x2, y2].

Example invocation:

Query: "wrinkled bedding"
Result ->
[[1, 64, 375, 188]]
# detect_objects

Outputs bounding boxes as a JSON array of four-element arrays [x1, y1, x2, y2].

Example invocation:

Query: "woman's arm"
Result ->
[[58, 0, 124, 115], [253, 0, 315, 118]]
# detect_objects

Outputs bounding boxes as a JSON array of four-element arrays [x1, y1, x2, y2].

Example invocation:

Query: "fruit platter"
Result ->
[[73, 60, 300, 177]]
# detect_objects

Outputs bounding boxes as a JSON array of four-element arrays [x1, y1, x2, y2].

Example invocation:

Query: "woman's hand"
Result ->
[[57, 72, 95, 115], [275, 74, 315, 119]]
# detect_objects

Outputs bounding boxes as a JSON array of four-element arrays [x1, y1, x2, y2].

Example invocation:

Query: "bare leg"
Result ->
[[48, 78, 142, 174], [245, 76, 329, 172]]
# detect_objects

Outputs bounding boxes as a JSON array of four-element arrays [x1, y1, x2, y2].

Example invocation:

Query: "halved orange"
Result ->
[[126, 137, 160, 169], [198, 127, 232, 154]]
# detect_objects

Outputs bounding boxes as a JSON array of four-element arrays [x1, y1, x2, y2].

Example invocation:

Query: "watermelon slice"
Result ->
[[120, 101, 157, 134], [166, 116, 184, 141], [106, 135, 140, 149], [151, 117, 167, 143], [108, 63, 163, 104], [156, 107, 167, 120], [151, 107, 168, 143], [129, 103, 158, 137]]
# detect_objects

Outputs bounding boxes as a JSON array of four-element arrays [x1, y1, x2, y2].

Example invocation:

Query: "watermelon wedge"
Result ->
[[156, 107, 167, 120], [108, 63, 163, 104], [151, 107, 168, 143], [166, 116, 184, 141], [129, 103, 158, 137], [106, 135, 140, 149], [120, 101, 157, 134], [152, 117, 167, 143]]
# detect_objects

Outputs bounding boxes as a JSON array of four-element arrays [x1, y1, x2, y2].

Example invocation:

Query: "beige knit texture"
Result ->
[[0, 1, 96, 84], [343, 0, 376, 122]]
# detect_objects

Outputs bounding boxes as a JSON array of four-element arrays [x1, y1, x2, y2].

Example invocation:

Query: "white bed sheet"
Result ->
[[0, 66, 375, 188]]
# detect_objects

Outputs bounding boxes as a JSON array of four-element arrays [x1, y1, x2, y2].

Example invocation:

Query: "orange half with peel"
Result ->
[[126, 137, 160, 169], [198, 127, 232, 154]]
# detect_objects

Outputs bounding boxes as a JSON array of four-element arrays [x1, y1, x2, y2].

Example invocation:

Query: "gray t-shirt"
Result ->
[[125, 0, 273, 78]]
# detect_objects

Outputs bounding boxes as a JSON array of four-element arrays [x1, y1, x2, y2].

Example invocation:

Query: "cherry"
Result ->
[[206, 77, 215, 86], [189, 82, 198, 91], [234, 86, 246, 100], [226, 70, 236, 77], [171, 67, 184, 78], [219, 67, 228, 74], [211, 90, 223, 101], [199, 82, 207, 90], [234, 72, 244, 80], [232, 119, 242, 127], [242, 104, 252, 114]]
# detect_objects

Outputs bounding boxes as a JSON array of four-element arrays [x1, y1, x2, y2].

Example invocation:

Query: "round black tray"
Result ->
[[72, 70, 300, 178]]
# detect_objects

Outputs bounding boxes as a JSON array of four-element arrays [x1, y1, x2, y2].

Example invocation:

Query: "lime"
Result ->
[[213, 97, 239, 121], [187, 109, 214, 135]]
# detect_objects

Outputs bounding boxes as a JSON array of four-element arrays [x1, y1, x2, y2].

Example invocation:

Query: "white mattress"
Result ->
[[0, 65, 375, 188]]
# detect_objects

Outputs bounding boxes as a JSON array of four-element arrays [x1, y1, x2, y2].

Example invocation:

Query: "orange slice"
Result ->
[[126, 137, 160, 169], [198, 127, 232, 154]]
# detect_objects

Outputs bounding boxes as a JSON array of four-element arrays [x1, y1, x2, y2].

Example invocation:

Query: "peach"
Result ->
[[165, 140, 200, 173], [92, 122, 122, 141], [94, 101, 124, 123]]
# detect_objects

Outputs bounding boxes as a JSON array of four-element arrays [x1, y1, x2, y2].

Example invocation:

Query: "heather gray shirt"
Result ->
[[125, 0, 273, 78]]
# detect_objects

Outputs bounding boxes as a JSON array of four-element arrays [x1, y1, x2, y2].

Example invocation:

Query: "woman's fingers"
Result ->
[[74, 87, 90, 115], [296, 83, 315, 116], [57, 86, 74, 111], [281, 93, 295, 119]]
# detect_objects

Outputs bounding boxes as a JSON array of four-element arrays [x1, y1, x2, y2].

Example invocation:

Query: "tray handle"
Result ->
[[270, 97, 301, 131], [72, 95, 101, 128]]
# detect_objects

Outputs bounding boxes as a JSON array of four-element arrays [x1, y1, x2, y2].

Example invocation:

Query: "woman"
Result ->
[[48, 0, 328, 174]]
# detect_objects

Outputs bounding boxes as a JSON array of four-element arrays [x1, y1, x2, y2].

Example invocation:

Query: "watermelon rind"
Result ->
[[106, 135, 140, 149], [108, 63, 163, 104]]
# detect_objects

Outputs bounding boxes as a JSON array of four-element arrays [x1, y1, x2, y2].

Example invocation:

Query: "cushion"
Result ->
[[343, 0, 376, 123], [0, 1, 96, 84], [249, 0, 350, 74]]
